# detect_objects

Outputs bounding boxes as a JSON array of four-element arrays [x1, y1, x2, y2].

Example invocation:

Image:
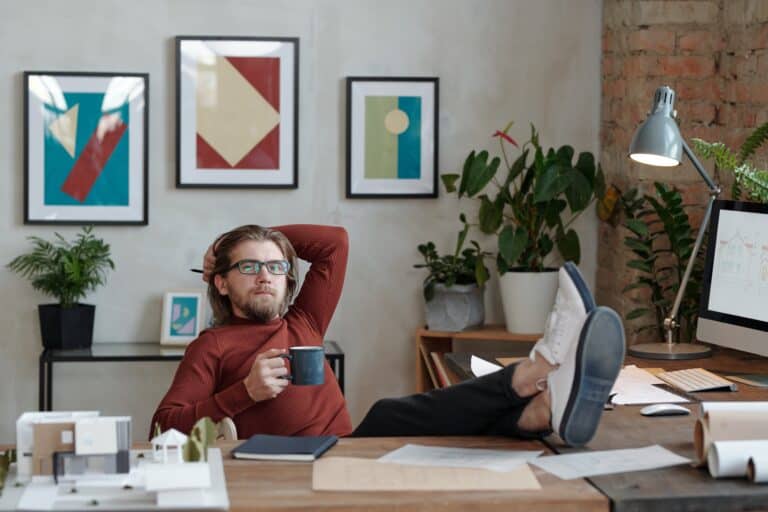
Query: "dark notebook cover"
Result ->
[[231, 434, 338, 461]]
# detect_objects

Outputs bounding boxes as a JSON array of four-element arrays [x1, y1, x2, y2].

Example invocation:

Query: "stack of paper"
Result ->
[[610, 365, 689, 405]]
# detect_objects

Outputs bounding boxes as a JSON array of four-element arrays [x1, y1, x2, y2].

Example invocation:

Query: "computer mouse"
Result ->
[[640, 403, 691, 416]]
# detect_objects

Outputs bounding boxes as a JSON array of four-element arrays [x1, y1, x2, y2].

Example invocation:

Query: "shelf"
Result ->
[[415, 325, 542, 392]]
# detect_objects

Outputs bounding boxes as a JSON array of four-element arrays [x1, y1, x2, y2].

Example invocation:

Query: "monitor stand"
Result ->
[[628, 341, 712, 360]]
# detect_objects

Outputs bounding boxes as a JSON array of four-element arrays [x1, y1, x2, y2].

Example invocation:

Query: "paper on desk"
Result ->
[[471, 355, 503, 377], [312, 457, 541, 491], [610, 365, 689, 405], [378, 444, 542, 472], [530, 445, 690, 480]]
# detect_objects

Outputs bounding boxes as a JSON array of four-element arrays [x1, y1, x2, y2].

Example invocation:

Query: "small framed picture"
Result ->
[[346, 76, 439, 198], [161, 291, 204, 345], [24, 71, 149, 224], [176, 36, 299, 188]]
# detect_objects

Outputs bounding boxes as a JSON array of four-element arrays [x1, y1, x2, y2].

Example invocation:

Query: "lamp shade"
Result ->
[[629, 86, 683, 167]]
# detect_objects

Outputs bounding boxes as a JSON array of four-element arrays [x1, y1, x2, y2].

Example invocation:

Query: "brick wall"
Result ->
[[598, 0, 768, 344]]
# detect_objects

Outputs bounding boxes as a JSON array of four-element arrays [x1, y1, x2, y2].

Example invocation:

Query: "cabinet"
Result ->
[[415, 325, 540, 392]]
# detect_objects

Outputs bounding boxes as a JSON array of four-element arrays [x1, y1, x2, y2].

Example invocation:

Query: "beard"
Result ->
[[233, 288, 287, 323]]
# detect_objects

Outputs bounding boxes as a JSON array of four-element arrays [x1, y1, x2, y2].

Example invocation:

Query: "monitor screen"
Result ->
[[698, 200, 768, 356]]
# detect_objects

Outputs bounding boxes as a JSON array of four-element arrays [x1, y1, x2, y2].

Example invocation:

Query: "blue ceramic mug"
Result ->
[[281, 346, 325, 385]]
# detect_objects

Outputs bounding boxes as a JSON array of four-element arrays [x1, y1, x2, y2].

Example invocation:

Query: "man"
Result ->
[[151, 224, 624, 447]]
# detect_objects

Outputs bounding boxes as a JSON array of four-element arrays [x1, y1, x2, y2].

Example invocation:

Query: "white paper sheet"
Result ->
[[530, 445, 690, 480], [708, 440, 768, 478], [377, 444, 542, 472], [471, 356, 503, 377], [610, 365, 689, 405]]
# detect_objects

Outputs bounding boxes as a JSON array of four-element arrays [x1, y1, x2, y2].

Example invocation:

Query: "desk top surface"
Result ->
[[217, 437, 607, 512]]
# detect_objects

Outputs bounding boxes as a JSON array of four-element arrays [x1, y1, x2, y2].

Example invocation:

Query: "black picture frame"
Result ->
[[175, 36, 299, 189], [346, 76, 439, 199], [24, 71, 149, 225]]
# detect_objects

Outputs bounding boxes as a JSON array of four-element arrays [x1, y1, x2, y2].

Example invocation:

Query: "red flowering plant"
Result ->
[[442, 123, 606, 273]]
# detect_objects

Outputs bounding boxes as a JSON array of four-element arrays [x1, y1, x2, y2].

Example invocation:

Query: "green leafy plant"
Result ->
[[622, 183, 705, 343], [442, 123, 605, 273], [414, 219, 490, 301], [692, 121, 768, 203], [7, 226, 114, 307]]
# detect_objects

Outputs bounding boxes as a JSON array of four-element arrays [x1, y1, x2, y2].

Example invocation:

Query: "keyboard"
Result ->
[[657, 368, 738, 393]]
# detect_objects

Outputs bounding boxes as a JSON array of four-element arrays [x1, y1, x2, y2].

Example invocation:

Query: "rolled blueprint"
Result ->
[[748, 453, 768, 483], [694, 410, 768, 465], [707, 440, 768, 478], [699, 401, 768, 416]]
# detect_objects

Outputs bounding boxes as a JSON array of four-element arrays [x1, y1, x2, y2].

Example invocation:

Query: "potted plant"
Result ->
[[8, 226, 114, 349], [414, 222, 490, 331], [442, 123, 605, 333]]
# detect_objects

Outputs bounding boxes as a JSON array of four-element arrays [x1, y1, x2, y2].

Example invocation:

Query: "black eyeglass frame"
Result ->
[[226, 259, 291, 275]]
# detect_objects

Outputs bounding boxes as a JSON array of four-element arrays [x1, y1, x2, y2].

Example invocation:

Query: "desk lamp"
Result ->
[[627, 85, 720, 360]]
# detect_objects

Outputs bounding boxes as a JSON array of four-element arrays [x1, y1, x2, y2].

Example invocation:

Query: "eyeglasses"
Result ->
[[227, 259, 291, 276]]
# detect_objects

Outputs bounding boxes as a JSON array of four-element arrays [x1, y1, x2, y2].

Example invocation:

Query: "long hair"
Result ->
[[208, 225, 298, 326]]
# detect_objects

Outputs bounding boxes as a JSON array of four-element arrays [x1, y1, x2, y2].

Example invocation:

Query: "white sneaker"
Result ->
[[530, 262, 595, 365], [548, 306, 625, 447]]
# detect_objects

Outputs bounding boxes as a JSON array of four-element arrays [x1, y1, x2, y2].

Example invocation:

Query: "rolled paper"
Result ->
[[748, 453, 768, 483], [694, 410, 768, 465], [708, 440, 768, 478], [699, 402, 768, 416]]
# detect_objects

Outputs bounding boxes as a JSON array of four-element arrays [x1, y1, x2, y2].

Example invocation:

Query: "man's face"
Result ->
[[214, 240, 288, 322]]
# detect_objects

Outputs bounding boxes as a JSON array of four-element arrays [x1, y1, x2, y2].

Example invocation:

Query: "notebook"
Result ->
[[231, 434, 338, 461]]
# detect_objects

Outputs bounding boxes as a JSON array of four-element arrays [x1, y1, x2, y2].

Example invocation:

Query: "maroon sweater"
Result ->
[[150, 225, 352, 438]]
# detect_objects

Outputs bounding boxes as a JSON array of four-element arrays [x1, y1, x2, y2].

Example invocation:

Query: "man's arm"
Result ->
[[150, 332, 253, 436], [275, 224, 348, 337]]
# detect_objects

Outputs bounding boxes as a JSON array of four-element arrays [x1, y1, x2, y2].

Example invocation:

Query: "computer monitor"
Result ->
[[697, 199, 768, 357]]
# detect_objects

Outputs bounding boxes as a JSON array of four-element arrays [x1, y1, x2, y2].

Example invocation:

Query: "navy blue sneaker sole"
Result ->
[[559, 306, 625, 447], [563, 262, 596, 313]]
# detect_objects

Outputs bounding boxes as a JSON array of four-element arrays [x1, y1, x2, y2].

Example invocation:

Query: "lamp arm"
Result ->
[[682, 139, 720, 193], [664, 190, 718, 344]]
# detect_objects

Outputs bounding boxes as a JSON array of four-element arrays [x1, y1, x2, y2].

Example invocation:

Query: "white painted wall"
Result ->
[[0, 0, 602, 442]]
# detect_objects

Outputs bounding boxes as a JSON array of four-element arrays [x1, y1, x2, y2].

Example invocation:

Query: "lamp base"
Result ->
[[627, 342, 712, 360]]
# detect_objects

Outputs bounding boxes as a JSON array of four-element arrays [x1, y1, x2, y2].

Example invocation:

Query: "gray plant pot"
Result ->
[[425, 283, 484, 332]]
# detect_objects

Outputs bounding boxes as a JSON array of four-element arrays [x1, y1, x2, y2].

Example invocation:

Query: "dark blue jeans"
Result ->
[[352, 363, 550, 439]]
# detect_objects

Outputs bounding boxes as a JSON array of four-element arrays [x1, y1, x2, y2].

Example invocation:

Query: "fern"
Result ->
[[739, 121, 768, 163], [692, 132, 768, 203], [7, 226, 114, 307]]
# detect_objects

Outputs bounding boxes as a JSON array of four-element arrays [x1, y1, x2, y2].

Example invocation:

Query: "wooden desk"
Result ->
[[445, 346, 768, 511], [558, 348, 768, 512], [219, 437, 608, 512]]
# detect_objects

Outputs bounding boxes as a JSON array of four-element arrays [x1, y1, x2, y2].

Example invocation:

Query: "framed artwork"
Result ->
[[24, 71, 149, 224], [176, 36, 299, 188], [346, 76, 439, 198], [160, 291, 204, 345]]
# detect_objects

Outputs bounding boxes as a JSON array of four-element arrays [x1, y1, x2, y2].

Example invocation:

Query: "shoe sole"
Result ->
[[563, 261, 596, 312], [559, 306, 625, 447]]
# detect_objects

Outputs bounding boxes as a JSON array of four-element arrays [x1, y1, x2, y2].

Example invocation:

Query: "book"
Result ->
[[419, 344, 439, 389], [725, 374, 768, 388], [231, 434, 338, 461], [430, 352, 451, 387]]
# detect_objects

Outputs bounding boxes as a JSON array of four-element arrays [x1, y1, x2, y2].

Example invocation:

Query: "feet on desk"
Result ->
[[530, 262, 596, 366], [548, 306, 625, 447]]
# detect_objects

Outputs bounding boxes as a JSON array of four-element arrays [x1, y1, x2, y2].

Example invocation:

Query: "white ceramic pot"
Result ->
[[424, 283, 485, 332], [499, 270, 558, 334]]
